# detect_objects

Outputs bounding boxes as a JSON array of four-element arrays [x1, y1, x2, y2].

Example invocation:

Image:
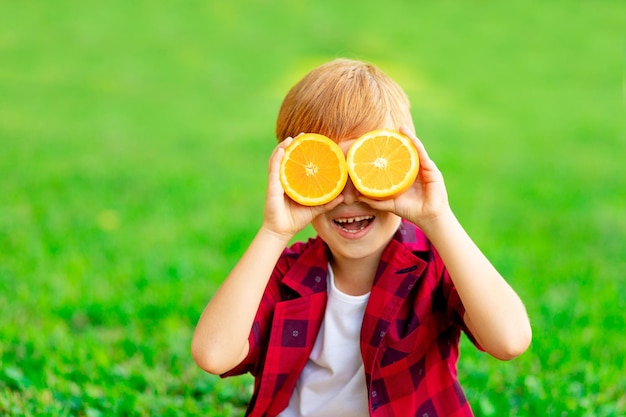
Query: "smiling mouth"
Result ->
[[333, 215, 375, 233]]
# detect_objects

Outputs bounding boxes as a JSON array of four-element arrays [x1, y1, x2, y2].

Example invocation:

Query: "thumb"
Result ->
[[311, 195, 345, 217]]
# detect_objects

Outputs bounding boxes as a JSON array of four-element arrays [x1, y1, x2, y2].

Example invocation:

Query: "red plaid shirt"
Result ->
[[224, 221, 480, 416]]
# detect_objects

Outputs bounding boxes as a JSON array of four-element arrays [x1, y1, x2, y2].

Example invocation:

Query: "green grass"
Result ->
[[1, 1, 624, 415]]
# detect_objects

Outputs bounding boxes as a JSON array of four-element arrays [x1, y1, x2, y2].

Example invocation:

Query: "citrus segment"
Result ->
[[279, 133, 348, 206], [346, 129, 419, 199]]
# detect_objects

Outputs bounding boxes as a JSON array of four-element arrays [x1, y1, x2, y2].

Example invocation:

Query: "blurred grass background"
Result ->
[[0, 1, 624, 416]]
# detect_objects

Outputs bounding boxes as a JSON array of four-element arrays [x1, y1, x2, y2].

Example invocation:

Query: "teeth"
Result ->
[[334, 215, 374, 224]]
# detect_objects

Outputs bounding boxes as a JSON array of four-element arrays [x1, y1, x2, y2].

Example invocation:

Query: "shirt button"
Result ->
[[315, 276, 321, 283], [292, 330, 299, 337], [371, 390, 377, 397], [379, 331, 386, 338]]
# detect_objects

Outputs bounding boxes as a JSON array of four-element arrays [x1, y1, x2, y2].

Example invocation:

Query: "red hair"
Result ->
[[276, 59, 413, 142]]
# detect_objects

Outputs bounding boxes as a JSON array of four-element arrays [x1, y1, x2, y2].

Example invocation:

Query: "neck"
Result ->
[[329, 250, 382, 296]]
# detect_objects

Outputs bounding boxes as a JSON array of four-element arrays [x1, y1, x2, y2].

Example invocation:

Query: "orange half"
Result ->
[[279, 133, 348, 206], [346, 129, 419, 199]]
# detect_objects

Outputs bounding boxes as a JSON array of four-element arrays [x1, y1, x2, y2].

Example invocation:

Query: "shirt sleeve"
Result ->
[[442, 269, 484, 351], [220, 278, 279, 378], [220, 247, 297, 378], [435, 251, 484, 351], [220, 318, 266, 377]]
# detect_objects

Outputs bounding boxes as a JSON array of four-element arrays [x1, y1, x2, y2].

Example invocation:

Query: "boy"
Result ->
[[192, 58, 532, 416]]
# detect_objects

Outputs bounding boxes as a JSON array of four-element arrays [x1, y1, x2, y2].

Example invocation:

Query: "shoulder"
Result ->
[[282, 235, 324, 257], [276, 236, 327, 271], [387, 220, 438, 267], [380, 220, 448, 290], [394, 220, 432, 252], [268, 236, 329, 297]]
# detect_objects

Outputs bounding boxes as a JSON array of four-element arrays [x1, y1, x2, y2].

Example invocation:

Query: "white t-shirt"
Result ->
[[279, 264, 371, 417]]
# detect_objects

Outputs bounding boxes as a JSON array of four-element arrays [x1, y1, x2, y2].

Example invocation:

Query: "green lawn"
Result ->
[[1, 1, 624, 415]]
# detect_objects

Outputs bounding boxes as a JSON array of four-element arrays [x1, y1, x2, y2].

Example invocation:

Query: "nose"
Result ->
[[340, 176, 360, 204], [336, 139, 359, 204]]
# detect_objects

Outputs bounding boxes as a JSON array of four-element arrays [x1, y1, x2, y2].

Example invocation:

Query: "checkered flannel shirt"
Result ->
[[223, 220, 480, 416]]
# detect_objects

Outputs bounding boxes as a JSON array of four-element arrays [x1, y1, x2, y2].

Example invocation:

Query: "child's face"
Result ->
[[311, 138, 402, 264]]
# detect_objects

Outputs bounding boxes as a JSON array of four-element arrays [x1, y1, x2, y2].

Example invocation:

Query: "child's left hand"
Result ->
[[357, 127, 452, 230]]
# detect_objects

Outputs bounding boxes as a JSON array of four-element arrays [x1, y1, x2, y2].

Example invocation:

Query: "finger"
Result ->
[[268, 147, 285, 191], [399, 125, 416, 137], [400, 129, 440, 177], [400, 126, 431, 162], [357, 195, 395, 212], [277, 136, 294, 152], [323, 194, 345, 211], [269, 137, 293, 172], [309, 194, 345, 218], [268, 146, 282, 173]]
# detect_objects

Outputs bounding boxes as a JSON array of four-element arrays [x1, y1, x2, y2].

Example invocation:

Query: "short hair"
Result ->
[[276, 58, 413, 142]]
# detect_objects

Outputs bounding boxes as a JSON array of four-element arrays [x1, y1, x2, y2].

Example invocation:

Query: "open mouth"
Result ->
[[333, 215, 375, 234]]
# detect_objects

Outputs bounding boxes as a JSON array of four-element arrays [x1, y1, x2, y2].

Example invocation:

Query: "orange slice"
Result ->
[[346, 129, 419, 199], [279, 133, 348, 206]]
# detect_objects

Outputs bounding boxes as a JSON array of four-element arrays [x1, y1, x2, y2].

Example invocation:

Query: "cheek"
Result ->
[[310, 216, 329, 236], [379, 213, 402, 233]]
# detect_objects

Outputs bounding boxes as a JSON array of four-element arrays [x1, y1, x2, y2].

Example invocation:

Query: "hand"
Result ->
[[263, 137, 344, 239], [357, 127, 452, 230]]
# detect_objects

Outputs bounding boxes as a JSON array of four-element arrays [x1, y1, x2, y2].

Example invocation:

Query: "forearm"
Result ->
[[420, 211, 532, 360], [191, 225, 292, 374]]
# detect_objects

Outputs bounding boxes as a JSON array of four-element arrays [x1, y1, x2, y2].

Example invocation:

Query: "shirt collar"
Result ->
[[375, 221, 430, 287], [281, 220, 430, 296], [281, 239, 330, 296]]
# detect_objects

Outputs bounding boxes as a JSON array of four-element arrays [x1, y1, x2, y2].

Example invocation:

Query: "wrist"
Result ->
[[259, 223, 295, 246], [415, 208, 458, 240]]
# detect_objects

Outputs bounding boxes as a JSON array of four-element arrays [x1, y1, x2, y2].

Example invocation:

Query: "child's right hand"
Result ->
[[262, 137, 344, 240], [193, 136, 343, 376]]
